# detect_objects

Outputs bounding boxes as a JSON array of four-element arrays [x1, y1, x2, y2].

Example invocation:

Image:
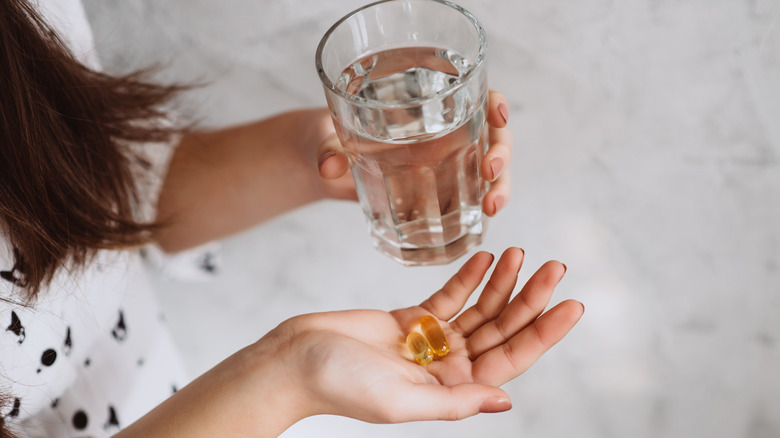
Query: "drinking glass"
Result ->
[[316, 0, 489, 266]]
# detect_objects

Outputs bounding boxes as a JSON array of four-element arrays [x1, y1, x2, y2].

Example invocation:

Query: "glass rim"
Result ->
[[315, 0, 487, 108]]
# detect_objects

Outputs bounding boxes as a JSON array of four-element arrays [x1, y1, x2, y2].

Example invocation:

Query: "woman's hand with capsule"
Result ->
[[117, 248, 582, 437], [270, 247, 584, 423]]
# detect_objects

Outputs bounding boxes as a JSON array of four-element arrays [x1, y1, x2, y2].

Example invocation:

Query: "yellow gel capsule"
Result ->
[[406, 332, 433, 365], [420, 315, 449, 357]]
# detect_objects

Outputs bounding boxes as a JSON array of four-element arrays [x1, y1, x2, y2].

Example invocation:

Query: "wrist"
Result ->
[[240, 325, 318, 434], [245, 110, 333, 204], [116, 326, 312, 438]]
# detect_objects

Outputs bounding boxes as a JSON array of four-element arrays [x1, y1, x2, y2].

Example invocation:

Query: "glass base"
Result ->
[[370, 219, 486, 266]]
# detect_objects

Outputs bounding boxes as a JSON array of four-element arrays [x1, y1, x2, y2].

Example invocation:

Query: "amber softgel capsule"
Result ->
[[419, 315, 449, 356], [406, 332, 434, 365]]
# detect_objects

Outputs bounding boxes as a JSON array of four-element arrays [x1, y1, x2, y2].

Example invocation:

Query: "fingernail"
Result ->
[[580, 301, 585, 313], [318, 151, 336, 170], [498, 103, 509, 124], [562, 263, 567, 274], [480, 396, 512, 413], [492, 195, 506, 214], [489, 157, 504, 181]]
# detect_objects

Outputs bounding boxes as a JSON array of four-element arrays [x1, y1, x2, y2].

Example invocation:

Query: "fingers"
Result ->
[[420, 251, 495, 321], [317, 133, 350, 180], [381, 382, 511, 422], [315, 129, 358, 201], [482, 91, 512, 217], [471, 299, 584, 387], [482, 165, 511, 217], [450, 248, 524, 337], [466, 261, 566, 359], [483, 91, 512, 182], [486, 89, 509, 129], [482, 124, 512, 180]]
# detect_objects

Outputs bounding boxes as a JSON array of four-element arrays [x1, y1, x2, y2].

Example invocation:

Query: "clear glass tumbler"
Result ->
[[316, 0, 489, 266]]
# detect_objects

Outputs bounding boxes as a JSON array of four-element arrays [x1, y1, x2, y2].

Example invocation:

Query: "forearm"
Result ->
[[155, 110, 325, 253], [115, 335, 309, 437]]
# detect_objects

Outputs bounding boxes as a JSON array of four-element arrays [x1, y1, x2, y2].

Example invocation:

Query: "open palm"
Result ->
[[287, 248, 584, 423]]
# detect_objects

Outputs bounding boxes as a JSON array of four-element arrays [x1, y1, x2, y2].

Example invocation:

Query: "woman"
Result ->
[[0, 0, 583, 436]]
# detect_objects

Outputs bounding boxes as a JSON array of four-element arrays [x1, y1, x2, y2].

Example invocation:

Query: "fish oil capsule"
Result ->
[[420, 315, 449, 356], [406, 332, 433, 365]]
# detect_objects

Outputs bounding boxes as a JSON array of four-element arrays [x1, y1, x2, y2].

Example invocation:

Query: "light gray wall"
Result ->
[[83, 1, 780, 437]]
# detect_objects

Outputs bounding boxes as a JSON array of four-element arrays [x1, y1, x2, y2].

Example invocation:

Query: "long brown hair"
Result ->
[[0, 1, 182, 298], [1, 1, 182, 432]]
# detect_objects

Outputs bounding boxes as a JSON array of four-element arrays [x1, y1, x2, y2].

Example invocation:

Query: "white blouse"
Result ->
[[1, 1, 188, 436]]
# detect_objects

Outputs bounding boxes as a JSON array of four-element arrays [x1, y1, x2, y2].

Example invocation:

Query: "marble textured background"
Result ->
[[83, 1, 780, 437]]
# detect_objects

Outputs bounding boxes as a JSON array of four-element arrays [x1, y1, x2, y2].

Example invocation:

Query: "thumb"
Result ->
[[394, 382, 512, 422], [317, 134, 350, 180]]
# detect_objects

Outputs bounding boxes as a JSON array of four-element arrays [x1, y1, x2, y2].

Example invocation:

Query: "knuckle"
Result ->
[[502, 341, 523, 372], [441, 405, 462, 421]]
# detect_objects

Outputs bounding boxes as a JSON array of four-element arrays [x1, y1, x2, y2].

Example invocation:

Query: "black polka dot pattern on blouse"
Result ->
[[111, 310, 127, 341], [37, 348, 57, 373], [64, 326, 73, 355], [104, 405, 120, 430], [2, 241, 187, 435], [1, 398, 21, 423], [6, 398, 21, 419], [199, 251, 218, 274], [72, 410, 88, 430], [5, 310, 25, 344], [0, 248, 29, 288]]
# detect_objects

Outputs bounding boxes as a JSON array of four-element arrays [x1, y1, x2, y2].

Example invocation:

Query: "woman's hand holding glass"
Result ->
[[307, 89, 513, 217]]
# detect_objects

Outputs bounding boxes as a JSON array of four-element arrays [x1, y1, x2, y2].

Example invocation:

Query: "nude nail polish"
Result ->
[[489, 157, 504, 181], [479, 396, 512, 413], [318, 151, 336, 170], [498, 103, 509, 124]]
